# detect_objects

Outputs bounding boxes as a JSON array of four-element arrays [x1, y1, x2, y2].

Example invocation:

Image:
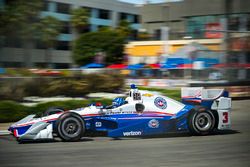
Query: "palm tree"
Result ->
[[35, 16, 62, 68], [70, 8, 90, 34], [0, 0, 43, 67], [116, 20, 133, 39]]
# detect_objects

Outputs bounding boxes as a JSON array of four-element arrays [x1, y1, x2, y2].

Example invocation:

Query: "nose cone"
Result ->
[[8, 127, 12, 131], [8, 126, 14, 132]]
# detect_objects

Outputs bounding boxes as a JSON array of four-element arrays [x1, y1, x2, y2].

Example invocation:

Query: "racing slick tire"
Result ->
[[56, 112, 85, 142], [188, 106, 216, 135]]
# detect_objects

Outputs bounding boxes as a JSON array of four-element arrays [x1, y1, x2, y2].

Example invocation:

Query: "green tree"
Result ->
[[73, 29, 125, 65], [70, 8, 90, 34], [0, 0, 43, 67], [34, 16, 62, 68], [116, 20, 133, 39]]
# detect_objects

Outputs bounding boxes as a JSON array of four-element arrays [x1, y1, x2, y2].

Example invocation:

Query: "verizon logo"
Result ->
[[123, 131, 142, 136]]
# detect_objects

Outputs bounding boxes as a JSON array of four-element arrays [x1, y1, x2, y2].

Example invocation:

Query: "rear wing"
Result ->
[[181, 87, 229, 108], [182, 87, 232, 130]]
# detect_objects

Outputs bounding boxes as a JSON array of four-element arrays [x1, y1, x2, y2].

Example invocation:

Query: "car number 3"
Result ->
[[223, 112, 229, 123]]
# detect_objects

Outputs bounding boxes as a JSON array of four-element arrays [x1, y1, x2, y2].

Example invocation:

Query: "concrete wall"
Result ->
[[0, 48, 72, 65]]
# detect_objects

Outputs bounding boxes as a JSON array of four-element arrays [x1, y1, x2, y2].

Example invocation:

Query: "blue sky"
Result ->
[[118, 0, 182, 4]]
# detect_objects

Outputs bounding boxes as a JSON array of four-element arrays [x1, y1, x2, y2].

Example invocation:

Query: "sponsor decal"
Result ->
[[148, 119, 159, 128], [123, 131, 142, 136], [154, 97, 167, 109], [105, 110, 136, 115], [95, 122, 102, 127], [142, 93, 153, 97]]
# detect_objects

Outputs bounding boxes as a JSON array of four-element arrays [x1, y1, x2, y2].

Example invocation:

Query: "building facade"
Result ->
[[140, 0, 250, 39], [0, 0, 140, 68], [125, 39, 223, 64], [127, 0, 250, 64]]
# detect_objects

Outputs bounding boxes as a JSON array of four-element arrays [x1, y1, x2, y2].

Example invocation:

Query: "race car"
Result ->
[[8, 85, 232, 142]]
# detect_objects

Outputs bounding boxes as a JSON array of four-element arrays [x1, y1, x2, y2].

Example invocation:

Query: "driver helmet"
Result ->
[[112, 97, 125, 108]]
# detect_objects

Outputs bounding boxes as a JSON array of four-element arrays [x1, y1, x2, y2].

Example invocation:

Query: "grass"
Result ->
[[138, 87, 181, 101]]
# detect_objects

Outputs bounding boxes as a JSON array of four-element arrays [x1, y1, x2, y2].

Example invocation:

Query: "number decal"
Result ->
[[133, 92, 141, 100], [223, 112, 228, 123]]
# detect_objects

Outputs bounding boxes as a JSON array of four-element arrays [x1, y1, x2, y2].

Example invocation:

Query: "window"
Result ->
[[82, 6, 91, 13], [186, 17, 206, 39], [133, 15, 140, 23], [131, 29, 138, 40], [246, 52, 250, 63], [56, 41, 70, 50], [228, 16, 240, 31], [61, 21, 71, 34], [35, 40, 47, 49], [54, 63, 70, 69], [35, 63, 47, 68], [228, 51, 239, 63], [43, 1, 49, 11], [154, 29, 161, 40], [98, 9, 110, 19], [247, 16, 250, 31], [4, 37, 21, 48], [2, 62, 22, 68], [57, 2, 70, 14], [119, 13, 127, 20]]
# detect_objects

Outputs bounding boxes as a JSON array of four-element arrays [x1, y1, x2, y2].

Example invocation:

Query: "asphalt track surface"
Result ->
[[0, 100, 250, 167]]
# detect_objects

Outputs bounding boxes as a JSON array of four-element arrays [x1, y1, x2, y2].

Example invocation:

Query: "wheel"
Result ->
[[56, 112, 85, 142], [188, 106, 215, 135], [43, 107, 64, 117]]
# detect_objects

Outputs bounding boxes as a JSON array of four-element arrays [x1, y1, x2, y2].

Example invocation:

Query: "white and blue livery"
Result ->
[[8, 85, 232, 142]]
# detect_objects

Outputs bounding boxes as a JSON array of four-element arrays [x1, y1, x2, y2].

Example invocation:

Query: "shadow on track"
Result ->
[[3, 129, 240, 144], [110, 129, 240, 141]]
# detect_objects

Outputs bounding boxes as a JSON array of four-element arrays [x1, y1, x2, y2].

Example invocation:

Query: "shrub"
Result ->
[[5, 68, 33, 77], [30, 100, 88, 116], [0, 74, 125, 101], [86, 74, 124, 93], [23, 78, 51, 97], [0, 99, 112, 123], [0, 84, 26, 101], [0, 101, 30, 122], [42, 79, 89, 97]]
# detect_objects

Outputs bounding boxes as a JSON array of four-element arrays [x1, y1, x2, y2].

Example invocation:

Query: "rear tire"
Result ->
[[56, 112, 85, 142], [188, 106, 215, 135]]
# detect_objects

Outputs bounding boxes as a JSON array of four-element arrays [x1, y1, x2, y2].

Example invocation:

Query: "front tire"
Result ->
[[188, 106, 215, 135], [56, 112, 85, 142]]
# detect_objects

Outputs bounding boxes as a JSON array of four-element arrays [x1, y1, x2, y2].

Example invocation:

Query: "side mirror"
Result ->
[[95, 102, 103, 109]]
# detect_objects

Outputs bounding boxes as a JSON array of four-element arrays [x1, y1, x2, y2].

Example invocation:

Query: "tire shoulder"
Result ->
[[56, 112, 85, 141], [188, 105, 215, 135]]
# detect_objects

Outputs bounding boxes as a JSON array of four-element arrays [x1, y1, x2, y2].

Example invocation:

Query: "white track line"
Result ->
[[0, 130, 10, 135]]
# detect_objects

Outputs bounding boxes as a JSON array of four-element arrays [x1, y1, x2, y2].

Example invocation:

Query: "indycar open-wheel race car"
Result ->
[[8, 85, 232, 142]]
